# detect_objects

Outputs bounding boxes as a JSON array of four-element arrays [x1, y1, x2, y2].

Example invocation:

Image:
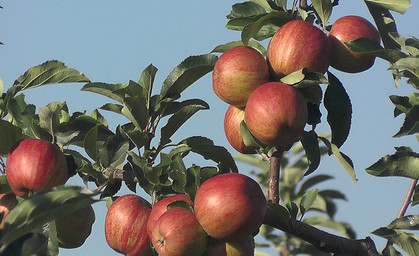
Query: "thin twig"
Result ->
[[397, 179, 418, 218], [268, 147, 284, 204]]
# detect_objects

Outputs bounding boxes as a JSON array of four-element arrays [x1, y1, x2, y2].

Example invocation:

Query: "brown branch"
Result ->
[[263, 206, 380, 256], [268, 148, 284, 204], [397, 179, 417, 218], [111, 169, 138, 184]]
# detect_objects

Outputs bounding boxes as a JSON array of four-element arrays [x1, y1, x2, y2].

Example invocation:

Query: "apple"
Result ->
[[194, 173, 266, 242], [147, 193, 193, 238], [213, 46, 270, 108], [204, 236, 255, 256], [151, 207, 208, 256], [329, 15, 381, 73], [244, 82, 307, 147], [267, 20, 331, 79], [224, 105, 256, 154], [0, 193, 18, 230], [105, 194, 153, 256], [6, 138, 68, 197], [55, 205, 95, 248]]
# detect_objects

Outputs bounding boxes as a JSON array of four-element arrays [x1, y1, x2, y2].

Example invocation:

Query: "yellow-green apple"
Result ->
[[204, 236, 255, 256], [147, 194, 193, 238], [151, 207, 208, 256], [267, 20, 331, 79], [244, 82, 307, 147], [105, 194, 153, 256], [213, 46, 270, 108], [329, 15, 381, 73], [55, 205, 95, 248], [224, 105, 256, 154], [6, 138, 68, 197], [194, 173, 266, 242], [0, 193, 18, 230]]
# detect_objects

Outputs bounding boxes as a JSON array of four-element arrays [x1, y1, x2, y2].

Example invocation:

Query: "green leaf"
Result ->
[[0, 186, 98, 253], [390, 57, 419, 78], [0, 120, 23, 156], [0, 77, 3, 94], [300, 130, 321, 176], [280, 68, 306, 85], [304, 216, 355, 238], [286, 201, 299, 220], [160, 54, 218, 100], [324, 72, 352, 148], [98, 127, 129, 171], [390, 93, 419, 116], [383, 244, 404, 256], [12, 60, 90, 96], [211, 40, 267, 56], [298, 174, 334, 196], [0, 175, 13, 194], [171, 136, 238, 173], [83, 125, 100, 161], [121, 95, 148, 131], [250, 0, 274, 11], [241, 11, 293, 45], [234, 154, 269, 172], [319, 137, 357, 183], [394, 105, 419, 137], [373, 227, 419, 256], [138, 64, 158, 109], [240, 120, 264, 149], [267, 202, 290, 220], [81, 82, 126, 103], [366, 147, 419, 179], [311, 0, 332, 28], [364, 0, 412, 14], [299, 188, 318, 218], [345, 37, 406, 63], [227, 2, 266, 19], [388, 215, 419, 230], [160, 99, 209, 145]]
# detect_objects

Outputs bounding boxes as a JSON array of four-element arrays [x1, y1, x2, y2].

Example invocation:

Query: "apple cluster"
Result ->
[[104, 172, 267, 256], [2, 138, 95, 249], [215, 17, 380, 153]]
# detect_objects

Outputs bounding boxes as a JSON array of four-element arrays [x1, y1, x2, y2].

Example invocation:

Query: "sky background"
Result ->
[[1, 1, 418, 255]]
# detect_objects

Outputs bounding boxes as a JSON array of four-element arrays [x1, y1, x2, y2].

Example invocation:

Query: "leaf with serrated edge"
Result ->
[[364, 0, 412, 14]]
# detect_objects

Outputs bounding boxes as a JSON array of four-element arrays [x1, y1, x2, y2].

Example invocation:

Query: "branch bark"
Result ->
[[268, 148, 284, 204], [263, 206, 380, 256]]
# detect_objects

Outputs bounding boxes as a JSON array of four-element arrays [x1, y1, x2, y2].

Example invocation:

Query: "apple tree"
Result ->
[[0, 0, 418, 255]]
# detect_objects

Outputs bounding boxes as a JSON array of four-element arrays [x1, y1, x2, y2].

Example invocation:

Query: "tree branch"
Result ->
[[263, 206, 380, 256], [268, 148, 284, 204]]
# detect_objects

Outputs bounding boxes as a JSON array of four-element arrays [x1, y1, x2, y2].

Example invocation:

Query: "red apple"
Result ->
[[244, 82, 307, 147], [6, 138, 68, 197], [329, 15, 381, 73], [0, 193, 18, 230], [224, 105, 256, 154], [105, 194, 153, 256], [267, 20, 331, 79], [151, 207, 208, 256], [55, 205, 95, 248], [213, 46, 270, 108], [204, 236, 255, 256], [147, 194, 193, 238], [194, 173, 266, 242]]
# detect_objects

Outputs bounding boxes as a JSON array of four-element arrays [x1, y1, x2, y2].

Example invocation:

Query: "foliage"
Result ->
[[0, 0, 418, 255]]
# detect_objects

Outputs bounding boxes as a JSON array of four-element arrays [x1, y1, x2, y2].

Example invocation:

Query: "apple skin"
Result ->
[[213, 46, 270, 108], [267, 20, 331, 79], [55, 205, 95, 249], [194, 173, 267, 242], [224, 105, 256, 154], [244, 82, 308, 147], [329, 15, 381, 73], [0, 193, 18, 230], [6, 138, 68, 197], [147, 194, 193, 238], [151, 207, 208, 256], [204, 236, 255, 256], [105, 194, 153, 256]]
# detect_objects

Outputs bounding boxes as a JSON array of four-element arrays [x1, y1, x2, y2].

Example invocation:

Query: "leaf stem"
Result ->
[[397, 178, 417, 218], [268, 147, 284, 204]]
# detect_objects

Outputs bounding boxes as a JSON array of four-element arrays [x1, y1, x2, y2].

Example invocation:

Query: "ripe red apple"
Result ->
[[213, 46, 270, 108], [0, 193, 18, 230], [194, 173, 266, 242], [267, 20, 331, 79], [105, 194, 153, 256], [204, 236, 255, 256], [6, 138, 68, 197], [151, 207, 208, 256], [244, 82, 307, 147], [55, 205, 95, 248], [329, 15, 381, 73], [224, 105, 256, 154], [147, 193, 193, 238]]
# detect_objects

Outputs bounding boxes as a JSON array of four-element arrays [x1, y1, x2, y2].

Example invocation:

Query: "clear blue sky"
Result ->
[[1, 1, 418, 255]]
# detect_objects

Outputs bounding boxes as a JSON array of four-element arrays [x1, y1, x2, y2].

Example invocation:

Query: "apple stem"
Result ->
[[268, 147, 284, 204]]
